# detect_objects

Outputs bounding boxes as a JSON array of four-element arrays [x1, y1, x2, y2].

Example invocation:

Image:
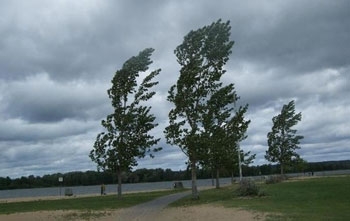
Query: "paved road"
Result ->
[[116, 190, 191, 220]]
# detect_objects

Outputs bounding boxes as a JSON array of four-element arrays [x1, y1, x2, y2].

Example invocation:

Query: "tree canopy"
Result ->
[[202, 94, 251, 188], [90, 48, 161, 197], [164, 19, 235, 198], [265, 100, 304, 174]]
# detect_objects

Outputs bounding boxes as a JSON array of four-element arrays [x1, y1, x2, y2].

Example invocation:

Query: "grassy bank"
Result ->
[[0, 189, 184, 214], [171, 176, 350, 220]]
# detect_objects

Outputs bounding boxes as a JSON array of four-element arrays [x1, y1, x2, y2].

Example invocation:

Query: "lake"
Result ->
[[0, 177, 232, 200]]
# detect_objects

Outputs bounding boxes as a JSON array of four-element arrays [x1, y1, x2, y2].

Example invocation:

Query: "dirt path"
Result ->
[[111, 190, 265, 221], [115, 190, 191, 220]]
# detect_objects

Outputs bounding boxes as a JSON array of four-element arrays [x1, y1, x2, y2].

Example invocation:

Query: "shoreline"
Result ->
[[0, 188, 173, 203], [0, 184, 218, 204], [0, 177, 233, 201]]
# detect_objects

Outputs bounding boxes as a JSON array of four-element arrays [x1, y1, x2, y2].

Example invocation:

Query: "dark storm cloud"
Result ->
[[0, 1, 139, 81], [0, 118, 97, 141], [228, 0, 350, 73], [0, 0, 349, 177], [1, 73, 111, 122]]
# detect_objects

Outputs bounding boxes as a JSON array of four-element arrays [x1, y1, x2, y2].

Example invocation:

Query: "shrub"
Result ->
[[236, 179, 262, 197]]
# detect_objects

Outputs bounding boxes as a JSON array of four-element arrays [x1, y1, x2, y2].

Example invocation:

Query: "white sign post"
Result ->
[[58, 177, 63, 196]]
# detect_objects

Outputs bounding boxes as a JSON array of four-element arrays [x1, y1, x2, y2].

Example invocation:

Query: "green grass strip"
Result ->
[[170, 176, 350, 221]]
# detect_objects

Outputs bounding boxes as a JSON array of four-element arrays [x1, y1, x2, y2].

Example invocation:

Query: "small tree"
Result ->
[[164, 20, 234, 199], [292, 157, 308, 173], [265, 100, 304, 174], [202, 100, 251, 188], [241, 150, 256, 168], [228, 149, 256, 184], [90, 48, 161, 198]]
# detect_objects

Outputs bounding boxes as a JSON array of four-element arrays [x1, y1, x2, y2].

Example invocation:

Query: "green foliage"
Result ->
[[236, 179, 262, 196], [202, 102, 251, 171], [165, 19, 235, 198], [308, 160, 350, 172], [265, 100, 304, 174], [165, 19, 234, 157], [90, 48, 161, 197]]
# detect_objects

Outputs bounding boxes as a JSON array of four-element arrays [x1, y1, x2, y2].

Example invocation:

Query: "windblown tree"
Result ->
[[220, 106, 254, 184], [265, 100, 304, 174], [164, 20, 234, 199], [227, 149, 256, 183], [202, 90, 251, 188], [90, 48, 161, 198]]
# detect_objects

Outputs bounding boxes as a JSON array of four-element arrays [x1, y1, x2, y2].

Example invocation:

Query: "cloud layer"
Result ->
[[0, 0, 349, 178]]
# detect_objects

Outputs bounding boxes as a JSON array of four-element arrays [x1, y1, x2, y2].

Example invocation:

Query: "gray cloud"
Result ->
[[0, 0, 349, 178], [0, 118, 97, 142], [229, 0, 350, 73], [0, 133, 97, 177], [1, 73, 111, 122]]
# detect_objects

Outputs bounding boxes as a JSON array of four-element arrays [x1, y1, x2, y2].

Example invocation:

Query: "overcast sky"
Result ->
[[0, 0, 349, 178]]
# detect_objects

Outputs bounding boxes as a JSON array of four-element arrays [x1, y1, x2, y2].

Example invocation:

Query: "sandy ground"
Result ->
[[152, 205, 265, 221], [0, 185, 265, 220], [0, 205, 265, 221]]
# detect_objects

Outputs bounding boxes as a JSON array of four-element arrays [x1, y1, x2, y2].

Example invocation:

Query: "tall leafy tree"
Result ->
[[164, 20, 234, 199], [265, 100, 304, 174], [90, 48, 161, 198], [202, 89, 251, 188]]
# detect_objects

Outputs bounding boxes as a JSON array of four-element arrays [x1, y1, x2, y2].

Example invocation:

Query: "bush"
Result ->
[[236, 179, 262, 197], [265, 175, 287, 184]]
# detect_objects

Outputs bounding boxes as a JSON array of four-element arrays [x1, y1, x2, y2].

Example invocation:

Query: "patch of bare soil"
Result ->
[[0, 205, 265, 221], [152, 205, 265, 221]]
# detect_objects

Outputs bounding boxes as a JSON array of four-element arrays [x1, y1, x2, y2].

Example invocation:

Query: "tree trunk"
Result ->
[[280, 164, 284, 175], [211, 170, 214, 186], [231, 171, 234, 184], [117, 170, 122, 198], [190, 160, 199, 199], [215, 168, 220, 189]]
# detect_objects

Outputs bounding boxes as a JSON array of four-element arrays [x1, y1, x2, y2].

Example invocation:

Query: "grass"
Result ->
[[0, 189, 185, 215], [170, 176, 350, 220]]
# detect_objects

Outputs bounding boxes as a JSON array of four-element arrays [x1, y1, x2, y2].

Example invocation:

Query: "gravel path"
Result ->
[[116, 190, 191, 220]]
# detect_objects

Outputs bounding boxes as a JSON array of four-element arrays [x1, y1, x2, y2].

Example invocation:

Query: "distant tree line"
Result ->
[[1, 160, 349, 190], [241, 160, 350, 176]]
